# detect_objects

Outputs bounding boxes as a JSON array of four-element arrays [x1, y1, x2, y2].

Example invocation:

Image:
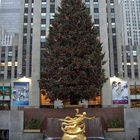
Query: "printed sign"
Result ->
[[12, 82, 29, 106], [112, 81, 128, 104]]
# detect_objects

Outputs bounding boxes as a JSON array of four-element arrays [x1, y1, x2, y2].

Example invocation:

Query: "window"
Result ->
[[110, 0, 114, 3], [93, 0, 98, 2], [111, 8, 115, 13], [127, 55, 130, 62], [50, 4, 55, 13], [50, 19, 54, 24], [22, 49, 26, 56], [134, 65, 139, 78], [41, 8, 46, 13], [31, 28, 33, 33], [7, 68, 11, 79], [1, 47, 5, 53], [95, 26, 99, 34], [1, 54, 5, 61], [127, 65, 131, 78], [94, 8, 99, 13], [15, 49, 18, 60], [31, 18, 33, 23], [0, 67, 4, 78], [112, 36, 116, 46], [23, 36, 27, 44], [14, 67, 17, 78], [31, 8, 34, 13], [94, 19, 99, 24], [41, 19, 46, 24], [112, 28, 116, 33], [24, 27, 27, 33], [22, 67, 26, 76], [42, 0, 46, 2], [128, 38, 132, 45], [111, 18, 115, 23], [41, 42, 46, 48], [133, 46, 137, 51], [30, 37, 32, 45], [50, 0, 55, 2], [24, 17, 28, 23], [8, 55, 12, 61], [126, 45, 130, 51], [41, 30, 46, 36], [25, 0, 28, 3], [24, 8, 28, 13]]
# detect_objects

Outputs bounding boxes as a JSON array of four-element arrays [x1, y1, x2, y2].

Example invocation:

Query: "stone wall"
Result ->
[[0, 111, 43, 140], [23, 107, 124, 130], [105, 131, 125, 140], [1, 108, 140, 140], [105, 108, 140, 140], [22, 133, 43, 140], [124, 108, 140, 140], [0, 111, 23, 140]]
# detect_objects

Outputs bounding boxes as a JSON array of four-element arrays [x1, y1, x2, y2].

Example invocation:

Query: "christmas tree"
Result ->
[[40, 0, 107, 104]]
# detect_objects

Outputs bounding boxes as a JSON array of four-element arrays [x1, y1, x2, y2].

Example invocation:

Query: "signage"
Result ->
[[12, 82, 29, 106], [0, 86, 11, 101], [112, 80, 128, 104]]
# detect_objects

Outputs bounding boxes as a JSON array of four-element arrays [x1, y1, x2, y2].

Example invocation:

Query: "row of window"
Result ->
[[25, 0, 55, 3], [0, 67, 17, 79], [127, 65, 139, 78], [24, 3, 115, 14], [23, 0, 113, 3], [24, 5, 55, 14], [86, 0, 114, 3], [94, 7, 115, 13], [25, 0, 34, 3]]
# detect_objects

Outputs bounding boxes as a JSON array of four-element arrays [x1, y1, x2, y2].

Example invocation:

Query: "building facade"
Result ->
[[0, 0, 20, 33], [0, 0, 20, 109], [118, 0, 140, 79], [18, 0, 129, 107], [117, 0, 140, 107], [0, 28, 18, 81]]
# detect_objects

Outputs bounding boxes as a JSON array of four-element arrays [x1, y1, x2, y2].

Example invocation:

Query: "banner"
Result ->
[[0, 85, 11, 101], [112, 80, 128, 104], [12, 82, 29, 106]]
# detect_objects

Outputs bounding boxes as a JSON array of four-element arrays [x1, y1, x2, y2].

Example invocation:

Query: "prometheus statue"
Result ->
[[60, 109, 95, 140]]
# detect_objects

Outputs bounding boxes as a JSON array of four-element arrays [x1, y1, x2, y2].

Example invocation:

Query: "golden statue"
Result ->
[[60, 109, 95, 140]]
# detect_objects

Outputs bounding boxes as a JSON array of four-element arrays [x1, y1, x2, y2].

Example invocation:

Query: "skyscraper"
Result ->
[[0, 28, 18, 81], [19, 0, 123, 107], [117, 0, 140, 107], [0, 0, 20, 33], [119, 0, 140, 79]]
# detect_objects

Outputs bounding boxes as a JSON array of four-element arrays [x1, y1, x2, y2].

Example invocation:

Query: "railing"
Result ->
[[44, 137, 113, 140]]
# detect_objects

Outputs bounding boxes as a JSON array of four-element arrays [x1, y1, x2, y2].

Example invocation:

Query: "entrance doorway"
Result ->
[[0, 130, 9, 140]]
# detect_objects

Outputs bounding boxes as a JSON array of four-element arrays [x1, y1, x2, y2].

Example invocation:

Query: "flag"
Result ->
[[9, 84, 12, 99], [2, 84, 5, 99], [134, 81, 137, 99]]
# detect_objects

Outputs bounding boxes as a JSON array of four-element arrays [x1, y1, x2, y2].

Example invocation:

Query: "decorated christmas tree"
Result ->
[[40, 0, 107, 104]]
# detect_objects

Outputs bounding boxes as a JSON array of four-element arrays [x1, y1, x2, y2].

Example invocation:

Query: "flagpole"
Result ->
[[134, 81, 137, 103], [2, 83, 5, 107]]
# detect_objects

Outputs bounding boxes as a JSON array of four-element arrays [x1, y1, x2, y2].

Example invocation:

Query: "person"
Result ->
[[116, 82, 122, 95], [112, 81, 121, 100], [112, 81, 117, 89]]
